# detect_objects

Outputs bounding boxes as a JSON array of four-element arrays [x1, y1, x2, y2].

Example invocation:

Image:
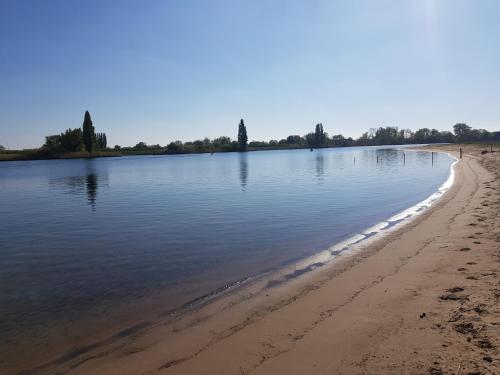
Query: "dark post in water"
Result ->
[[460, 148, 463, 159]]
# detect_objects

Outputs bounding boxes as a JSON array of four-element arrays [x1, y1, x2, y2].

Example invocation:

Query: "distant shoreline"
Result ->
[[0, 144, 350, 162], [2, 142, 496, 163]]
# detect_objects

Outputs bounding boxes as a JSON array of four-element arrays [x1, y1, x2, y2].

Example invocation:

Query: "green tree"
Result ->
[[305, 132, 316, 148], [439, 131, 455, 143], [193, 140, 205, 152], [237, 119, 248, 151], [0, 145, 5, 151], [331, 134, 348, 146], [212, 136, 232, 150], [469, 128, 491, 142], [286, 135, 303, 145], [453, 123, 471, 142], [314, 123, 326, 147], [42, 135, 63, 154], [95, 132, 108, 150], [212, 136, 231, 145], [414, 128, 431, 143], [166, 141, 183, 153], [82, 111, 95, 154], [374, 126, 401, 145], [60, 128, 82, 152]]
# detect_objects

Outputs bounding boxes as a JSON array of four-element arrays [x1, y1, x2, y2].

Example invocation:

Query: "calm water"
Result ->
[[0, 147, 453, 360]]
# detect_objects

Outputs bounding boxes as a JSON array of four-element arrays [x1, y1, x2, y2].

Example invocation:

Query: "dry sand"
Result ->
[[22, 144, 500, 375]]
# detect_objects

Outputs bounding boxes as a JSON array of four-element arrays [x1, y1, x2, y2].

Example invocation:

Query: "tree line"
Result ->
[[41, 111, 107, 154], [32, 111, 498, 157], [118, 119, 249, 154], [124, 122, 497, 155]]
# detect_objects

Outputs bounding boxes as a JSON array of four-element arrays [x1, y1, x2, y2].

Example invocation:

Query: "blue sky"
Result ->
[[1, 0, 499, 149]]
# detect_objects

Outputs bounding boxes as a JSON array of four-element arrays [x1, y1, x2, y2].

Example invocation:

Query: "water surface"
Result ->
[[0, 147, 453, 365]]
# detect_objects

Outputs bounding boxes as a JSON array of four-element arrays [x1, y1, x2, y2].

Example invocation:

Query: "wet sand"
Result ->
[[15, 144, 500, 375]]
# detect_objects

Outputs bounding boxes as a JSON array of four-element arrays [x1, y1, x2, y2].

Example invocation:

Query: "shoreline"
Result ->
[[0, 142, 480, 163], [268, 149, 458, 287], [9, 145, 500, 374], [160, 148, 458, 317]]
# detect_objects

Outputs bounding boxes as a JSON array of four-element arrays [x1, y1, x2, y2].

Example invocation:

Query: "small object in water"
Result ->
[[310, 148, 313, 151], [420, 312, 426, 319]]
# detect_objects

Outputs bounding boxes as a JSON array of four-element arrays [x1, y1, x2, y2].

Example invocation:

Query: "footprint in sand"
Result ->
[[476, 338, 493, 349], [447, 287, 465, 293], [454, 322, 476, 334]]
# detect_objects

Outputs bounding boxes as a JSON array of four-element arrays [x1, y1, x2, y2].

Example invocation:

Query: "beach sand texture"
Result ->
[[17, 144, 500, 375]]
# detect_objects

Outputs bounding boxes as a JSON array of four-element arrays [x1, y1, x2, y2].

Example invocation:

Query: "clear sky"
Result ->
[[1, 0, 499, 149]]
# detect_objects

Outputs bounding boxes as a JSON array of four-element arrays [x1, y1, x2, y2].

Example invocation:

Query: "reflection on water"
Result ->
[[375, 148, 400, 166], [86, 174, 98, 210], [239, 154, 248, 190], [415, 151, 433, 167], [48, 161, 107, 210], [315, 152, 325, 182]]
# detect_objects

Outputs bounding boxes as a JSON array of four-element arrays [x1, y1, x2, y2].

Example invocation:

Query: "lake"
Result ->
[[0, 146, 454, 369]]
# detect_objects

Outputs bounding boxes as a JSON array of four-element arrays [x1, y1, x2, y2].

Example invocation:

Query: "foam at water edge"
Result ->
[[274, 151, 458, 283]]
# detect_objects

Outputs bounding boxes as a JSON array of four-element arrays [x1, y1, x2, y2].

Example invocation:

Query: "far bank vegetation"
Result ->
[[1, 113, 498, 161]]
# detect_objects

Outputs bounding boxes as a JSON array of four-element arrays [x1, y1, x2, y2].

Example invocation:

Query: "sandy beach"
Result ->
[[20, 144, 500, 375]]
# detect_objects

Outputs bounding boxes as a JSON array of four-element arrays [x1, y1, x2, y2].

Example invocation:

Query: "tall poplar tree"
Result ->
[[82, 111, 95, 154], [314, 123, 325, 148], [95, 132, 108, 150], [237, 119, 248, 151]]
